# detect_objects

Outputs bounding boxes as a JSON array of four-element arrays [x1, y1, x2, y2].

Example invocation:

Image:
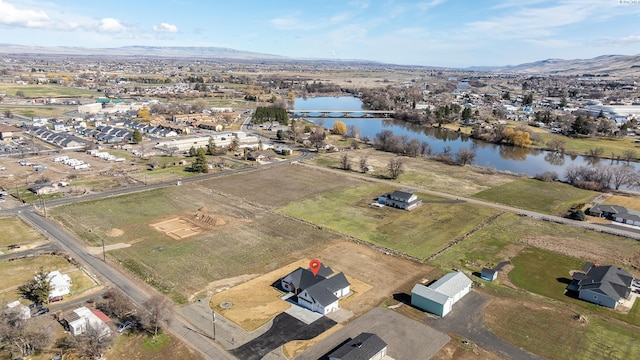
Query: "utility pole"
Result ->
[[102, 237, 106, 261]]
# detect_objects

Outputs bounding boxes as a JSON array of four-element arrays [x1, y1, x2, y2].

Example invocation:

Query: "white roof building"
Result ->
[[411, 271, 472, 317], [45, 271, 72, 299], [67, 307, 111, 337]]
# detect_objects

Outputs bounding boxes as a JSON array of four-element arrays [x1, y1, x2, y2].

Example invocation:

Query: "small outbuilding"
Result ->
[[411, 271, 472, 317], [480, 268, 498, 282]]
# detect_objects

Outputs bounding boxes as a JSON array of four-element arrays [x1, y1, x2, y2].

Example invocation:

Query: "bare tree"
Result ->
[[347, 125, 361, 139], [64, 323, 112, 360], [387, 158, 405, 180], [339, 153, 352, 171], [0, 307, 54, 358], [623, 150, 636, 164], [141, 295, 173, 338], [404, 138, 420, 157], [611, 165, 636, 190], [419, 141, 431, 157], [359, 156, 368, 173], [546, 137, 567, 153], [309, 132, 325, 151], [101, 288, 135, 319], [455, 147, 477, 165]]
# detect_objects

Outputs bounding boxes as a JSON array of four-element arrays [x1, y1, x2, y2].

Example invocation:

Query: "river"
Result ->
[[293, 96, 638, 179]]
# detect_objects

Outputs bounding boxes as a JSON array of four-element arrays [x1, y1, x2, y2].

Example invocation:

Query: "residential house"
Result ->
[[248, 149, 277, 162], [588, 204, 640, 226], [6, 301, 30, 319], [28, 183, 57, 195], [281, 265, 333, 294], [280, 265, 350, 315], [411, 271, 472, 317], [327, 332, 388, 360], [567, 264, 633, 309], [480, 268, 498, 282], [45, 270, 73, 300], [377, 190, 422, 211], [63, 307, 111, 337], [298, 272, 350, 315]]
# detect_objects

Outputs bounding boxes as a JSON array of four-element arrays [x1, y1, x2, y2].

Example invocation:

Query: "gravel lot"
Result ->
[[296, 307, 450, 360]]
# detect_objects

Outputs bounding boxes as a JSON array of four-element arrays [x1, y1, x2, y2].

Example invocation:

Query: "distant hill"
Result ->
[[497, 54, 640, 76], [0, 44, 286, 61]]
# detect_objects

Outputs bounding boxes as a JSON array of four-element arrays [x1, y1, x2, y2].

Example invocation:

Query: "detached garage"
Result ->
[[411, 271, 472, 317]]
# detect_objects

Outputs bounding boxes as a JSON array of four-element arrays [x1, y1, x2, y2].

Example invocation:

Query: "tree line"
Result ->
[[252, 106, 289, 125]]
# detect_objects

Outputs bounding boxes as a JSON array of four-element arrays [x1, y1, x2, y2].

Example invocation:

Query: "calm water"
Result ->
[[294, 96, 637, 178]]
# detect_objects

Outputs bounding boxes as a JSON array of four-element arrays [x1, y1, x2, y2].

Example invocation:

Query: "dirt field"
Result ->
[[210, 240, 431, 331], [199, 163, 362, 208]]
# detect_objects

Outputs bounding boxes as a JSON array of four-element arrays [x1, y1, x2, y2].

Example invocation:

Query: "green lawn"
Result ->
[[279, 183, 502, 260], [472, 178, 598, 214], [510, 247, 640, 327], [0, 105, 77, 118], [0, 84, 96, 98], [486, 295, 640, 360]]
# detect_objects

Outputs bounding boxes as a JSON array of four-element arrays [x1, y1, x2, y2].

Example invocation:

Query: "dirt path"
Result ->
[[86, 242, 131, 254]]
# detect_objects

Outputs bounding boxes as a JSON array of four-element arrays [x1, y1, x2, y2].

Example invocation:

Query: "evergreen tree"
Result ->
[[191, 147, 208, 173]]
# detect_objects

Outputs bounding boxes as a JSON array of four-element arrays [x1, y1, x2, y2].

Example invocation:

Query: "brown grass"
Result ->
[[602, 194, 640, 211]]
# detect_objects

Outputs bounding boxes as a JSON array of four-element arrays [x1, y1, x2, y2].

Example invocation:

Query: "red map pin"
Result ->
[[309, 259, 321, 277]]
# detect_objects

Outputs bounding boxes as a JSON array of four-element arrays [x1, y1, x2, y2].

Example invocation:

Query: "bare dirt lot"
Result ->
[[209, 239, 431, 332]]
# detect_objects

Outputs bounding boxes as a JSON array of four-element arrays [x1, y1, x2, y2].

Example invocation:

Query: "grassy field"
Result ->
[[279, 182, 501, 260], [472, 178, 598, 214], [0, 105, 77, 118], [0, 255, 78, 305], [0, 84, 96, 98], [509, 247, 640, 327], [108, 332, 204, 360], [0, 216, 48, 247], [310, 148, 517, 197], [485, 296, 640, 360], [52, 183, 337, 304]]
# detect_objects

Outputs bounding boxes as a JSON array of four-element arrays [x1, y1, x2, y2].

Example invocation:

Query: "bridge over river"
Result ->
[[289, 109, 395, 118]]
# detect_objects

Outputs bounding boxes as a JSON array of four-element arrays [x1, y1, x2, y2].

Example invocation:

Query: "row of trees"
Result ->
[[565, 164, 638, 191], [252, 106, 289, 125], [339, 153, 406, 179]]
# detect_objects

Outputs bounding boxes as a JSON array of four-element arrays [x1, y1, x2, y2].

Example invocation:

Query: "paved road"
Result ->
[[19, 208, 236, 360]]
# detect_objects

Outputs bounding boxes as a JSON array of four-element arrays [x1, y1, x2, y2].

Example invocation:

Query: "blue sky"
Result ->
[[1, 0, 639, 67]]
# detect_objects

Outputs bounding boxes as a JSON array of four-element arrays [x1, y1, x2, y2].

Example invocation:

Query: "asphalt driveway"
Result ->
[[426, 291, 544, 360], [230, 313, 336, 360]]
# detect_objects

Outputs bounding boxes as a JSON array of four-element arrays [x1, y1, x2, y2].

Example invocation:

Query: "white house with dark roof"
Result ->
[[411, 272, 472, 317], [327, 332, 388, 360], [281, 265, 350, 315], [281, 265, 333, 294], [567, 264, 633, 309], [377, 190, 421, 211]]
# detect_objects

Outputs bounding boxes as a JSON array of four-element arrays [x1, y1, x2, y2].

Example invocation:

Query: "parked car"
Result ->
[[634, 280, 640, 287], [117, 321, 133, 333], [34, 308, 49, 316], [7, 244, 20, 250], [48, 296, 63, 303]]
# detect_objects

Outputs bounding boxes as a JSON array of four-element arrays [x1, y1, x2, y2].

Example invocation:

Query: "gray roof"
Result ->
[[302, 272, 350, 307], [411, 284, 450, 305], [389, 190, 413, 200], [481, 268, 497, 278], [429, 272, 472, 298], [327, 333, 387, 360], [590, 204, 640, 223], [574, 265, 632, 301], [284, 265, 333, 291]]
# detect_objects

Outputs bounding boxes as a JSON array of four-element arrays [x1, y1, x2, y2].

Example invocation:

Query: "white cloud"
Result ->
[[0, 0, 49, 28], [153, 22, 178, 33], [269, 13, 304, 30], [98, 18, 125, 33], [417, 0, 445, 12]]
